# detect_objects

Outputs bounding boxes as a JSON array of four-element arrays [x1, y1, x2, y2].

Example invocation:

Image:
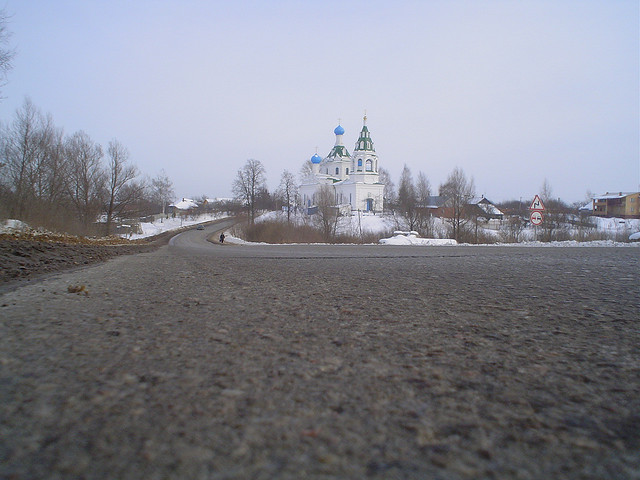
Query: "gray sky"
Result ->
[[2, 0, 638, 203]]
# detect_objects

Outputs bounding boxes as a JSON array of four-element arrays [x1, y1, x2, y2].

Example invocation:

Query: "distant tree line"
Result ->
[[0, 98, 175, 235]]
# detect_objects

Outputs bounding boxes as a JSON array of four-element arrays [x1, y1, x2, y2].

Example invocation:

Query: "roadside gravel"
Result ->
[[1, 241, 639, 479], [0, 234, 156, 287]]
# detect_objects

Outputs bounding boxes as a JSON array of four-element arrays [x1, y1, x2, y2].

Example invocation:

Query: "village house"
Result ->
[[592, 192, 640, 219]]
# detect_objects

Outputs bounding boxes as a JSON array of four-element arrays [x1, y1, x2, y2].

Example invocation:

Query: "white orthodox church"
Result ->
[[300, 115, 385, 214]]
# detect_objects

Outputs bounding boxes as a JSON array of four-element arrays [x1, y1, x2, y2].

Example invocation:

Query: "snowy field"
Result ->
[[253, 211, 640, 247]]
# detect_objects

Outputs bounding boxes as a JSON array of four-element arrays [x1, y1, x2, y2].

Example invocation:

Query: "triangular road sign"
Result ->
[[529, 195, 545, 211]]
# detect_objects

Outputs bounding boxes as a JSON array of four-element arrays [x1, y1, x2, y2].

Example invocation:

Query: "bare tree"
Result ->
[[2, 98, 42, 218], [65, 130, 106, 231], [378, 166, 395, 212], [314, 184, 339, 242], [2, 97, 63, 219], [104, 139, 138, 234], [276, 169, 298, 224], [439, 167, 476, 242], [29, 114, 70, 225], [416, 172, 431, 207], [540, 178, 553, 203], [416, 171, 434, 236], [0, 9, 15, 97], [397, 164, 419, 231], [40, 123, 68, 211], [151, 170, 174, 216], [537, 179, 569, 242], [1, 99, 71, 228], [232, 159, 266, 224], [299, 159, 314, 182]]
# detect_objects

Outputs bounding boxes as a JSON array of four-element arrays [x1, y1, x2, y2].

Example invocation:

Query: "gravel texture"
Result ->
[[1, 233, 639, 479], [0, 234, 157, 287]]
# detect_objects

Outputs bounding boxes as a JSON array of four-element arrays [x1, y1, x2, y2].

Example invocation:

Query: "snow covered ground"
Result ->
[[3, 212, 638, 247], [253, 211, 640, 247], [127, 211, 640, 247], [255, 210, 396, 237], [125, 213, 225, 240]]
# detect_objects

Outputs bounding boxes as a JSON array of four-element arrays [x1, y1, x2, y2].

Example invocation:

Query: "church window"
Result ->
[[366, 159, 373, 171], [358, 159, 362, 166], [346, 168, 349, 175], [336, 167, 339, 175]]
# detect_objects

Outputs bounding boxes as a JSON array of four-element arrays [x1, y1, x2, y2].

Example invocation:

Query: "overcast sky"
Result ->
[[1, 0, 638, 203]]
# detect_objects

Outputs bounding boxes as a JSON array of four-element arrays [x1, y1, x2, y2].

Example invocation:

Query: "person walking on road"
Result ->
[[219, 233, 225, 244]]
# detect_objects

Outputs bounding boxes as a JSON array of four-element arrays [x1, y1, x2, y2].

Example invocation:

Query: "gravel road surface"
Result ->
[[1, 224, 639, 479]]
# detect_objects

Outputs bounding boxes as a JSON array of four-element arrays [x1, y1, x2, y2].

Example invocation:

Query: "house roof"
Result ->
[[170, 198, 198, 210], [475, 202, 504, 216], [594, 192, 639, 200]]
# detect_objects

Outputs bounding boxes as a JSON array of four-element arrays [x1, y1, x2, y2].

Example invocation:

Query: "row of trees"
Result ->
[[0, 98, 175, 235], [232, 159, 299, 225], [232, 157, 589, 244], [231, 157, 479, 242], [390, 164, 477, 241]]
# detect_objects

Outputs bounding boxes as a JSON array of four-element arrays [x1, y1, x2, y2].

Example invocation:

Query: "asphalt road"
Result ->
[[1, 223, 639, 479]]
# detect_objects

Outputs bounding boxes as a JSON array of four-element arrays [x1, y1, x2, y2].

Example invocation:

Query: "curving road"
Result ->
[[1, 223, 639, 479]]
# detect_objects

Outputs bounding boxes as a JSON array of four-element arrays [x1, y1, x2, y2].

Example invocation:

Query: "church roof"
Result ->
[[326, 144, 350, 160], [354, 117, 375, 152]]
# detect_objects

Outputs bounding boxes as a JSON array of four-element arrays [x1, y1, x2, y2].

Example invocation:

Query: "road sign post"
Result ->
[[529, 195, 545, 212], [530, 210, 543, 226], [528, 195, 546, 240]]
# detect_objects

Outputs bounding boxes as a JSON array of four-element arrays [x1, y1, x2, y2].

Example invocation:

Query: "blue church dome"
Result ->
[[334, 125, 345, 136], [311, 153, 322, 164]]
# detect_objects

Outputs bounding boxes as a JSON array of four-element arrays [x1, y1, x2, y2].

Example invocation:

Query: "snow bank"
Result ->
[[380, 233, 457, 246], [485, 240, 639, 247]]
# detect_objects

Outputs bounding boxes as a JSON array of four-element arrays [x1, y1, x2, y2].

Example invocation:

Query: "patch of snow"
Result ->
[[0, 219, 29, 233], [380, 233, 457, 246], [589, 216, 639, 231], [221, 233, 251, 245], [478, 240, 639, 247], [125, 213, 224, 239]]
